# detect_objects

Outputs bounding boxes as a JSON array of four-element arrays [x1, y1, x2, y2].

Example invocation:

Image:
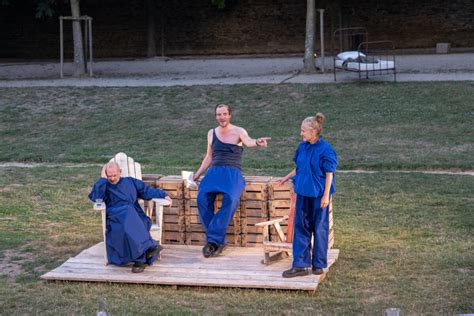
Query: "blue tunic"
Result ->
[[88, 177, 168, 266], [292, 137, 338, 197]]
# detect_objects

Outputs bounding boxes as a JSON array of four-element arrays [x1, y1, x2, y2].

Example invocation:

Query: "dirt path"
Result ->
[[1, 53, 473, 86], [1, 162, 472, 176]]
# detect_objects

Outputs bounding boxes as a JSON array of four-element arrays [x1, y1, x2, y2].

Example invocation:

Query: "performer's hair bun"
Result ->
[[315, 112, 325, 125], [302, 112, 325, 136]]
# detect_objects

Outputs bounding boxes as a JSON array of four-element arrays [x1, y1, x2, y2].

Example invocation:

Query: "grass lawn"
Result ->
[[1, 82, 473, 170], [0, 82, 473, 314]]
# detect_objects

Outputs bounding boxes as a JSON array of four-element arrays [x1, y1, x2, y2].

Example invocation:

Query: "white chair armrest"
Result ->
[[254, 215, 289, 227], [152, 198, 171, 206], [93, 202, 106, 211]]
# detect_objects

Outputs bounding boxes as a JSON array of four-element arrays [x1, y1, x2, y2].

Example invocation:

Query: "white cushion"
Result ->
[[336, 51, 366, 61]]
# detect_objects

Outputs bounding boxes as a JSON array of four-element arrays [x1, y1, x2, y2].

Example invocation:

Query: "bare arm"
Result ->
[[320, 172, 333, 208], [276, 168, 296, 184], [239, 127, 271, 148], [193, 130, 213, 181]]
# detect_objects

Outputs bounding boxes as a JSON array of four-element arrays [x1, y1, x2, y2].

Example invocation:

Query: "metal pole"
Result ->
[[303, 0, 316, 73], [318, 9, 325, 73], [83, 18, 88, 73], [88, 18, 93, 77], [60, 17, 63, 78]]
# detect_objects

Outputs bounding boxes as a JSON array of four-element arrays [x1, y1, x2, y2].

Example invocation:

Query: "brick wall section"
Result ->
[[0, 0, 472, 59], [340, 0, 474, 49]]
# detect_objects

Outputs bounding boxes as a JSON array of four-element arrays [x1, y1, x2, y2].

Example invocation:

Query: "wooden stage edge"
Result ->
[[41, 243, 339, 291]]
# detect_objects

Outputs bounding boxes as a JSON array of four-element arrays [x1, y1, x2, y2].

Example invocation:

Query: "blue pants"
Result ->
[[197, 166, 245, 245], [292, 194, 329, 269]]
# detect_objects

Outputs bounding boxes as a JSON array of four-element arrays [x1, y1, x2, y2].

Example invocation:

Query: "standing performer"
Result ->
[[278, 113, 338, 277], [193, 104, 271, 257], [89, 162, 172, 273]]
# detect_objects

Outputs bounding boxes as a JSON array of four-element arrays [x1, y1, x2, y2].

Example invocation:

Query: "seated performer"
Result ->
[[88, 162, 172, 273], [193, 103, 271, 257]]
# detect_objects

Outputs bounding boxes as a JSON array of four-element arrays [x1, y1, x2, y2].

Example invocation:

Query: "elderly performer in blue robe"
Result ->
[[89, 162, 172, 273], [278, 112, 338, 278]]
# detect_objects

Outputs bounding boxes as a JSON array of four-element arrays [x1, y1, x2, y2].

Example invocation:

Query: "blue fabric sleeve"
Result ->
[[132, 178, 169, 200], [321, 147, 338, 173], [88, 178, 108, 202]]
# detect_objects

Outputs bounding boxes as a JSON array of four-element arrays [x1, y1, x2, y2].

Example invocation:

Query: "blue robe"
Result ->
[[291, 137, 338, 269], [88, 177, 168, 266]]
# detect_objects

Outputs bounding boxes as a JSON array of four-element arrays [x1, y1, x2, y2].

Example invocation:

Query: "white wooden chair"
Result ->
[[255, 193, 296, 265], [93, 152, 170, 264], [256, 194, 333, 265]]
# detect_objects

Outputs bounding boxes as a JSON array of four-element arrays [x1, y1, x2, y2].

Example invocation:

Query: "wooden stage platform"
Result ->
[[41, 243, 339, 291]]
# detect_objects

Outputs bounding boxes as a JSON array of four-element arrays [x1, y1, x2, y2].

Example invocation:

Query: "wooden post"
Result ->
[[59, 16, 93, 78]]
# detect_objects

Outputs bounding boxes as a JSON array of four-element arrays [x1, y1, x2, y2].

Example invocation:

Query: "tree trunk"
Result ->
[[146, 0, 157, 57], [303, 0, 316, 73], [70, 0, 85, 76]]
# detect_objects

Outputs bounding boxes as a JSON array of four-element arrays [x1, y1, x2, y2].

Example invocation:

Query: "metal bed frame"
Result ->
[[332, 27, 396, 82]]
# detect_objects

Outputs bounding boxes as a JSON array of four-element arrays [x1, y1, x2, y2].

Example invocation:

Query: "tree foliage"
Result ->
[[35, 0, 58, 18], [211, 0, 226, 9]]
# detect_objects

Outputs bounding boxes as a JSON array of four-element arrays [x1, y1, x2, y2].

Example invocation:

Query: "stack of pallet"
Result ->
[[240, 176, 272, 247], [155, 175, 186, 244], [184, 185, 242, 246], [267, 178, 294, 242], [141, 174, 334, 249]]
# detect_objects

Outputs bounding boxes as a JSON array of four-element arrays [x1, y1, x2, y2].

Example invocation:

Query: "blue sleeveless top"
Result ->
[[211, 129, 243, 170]]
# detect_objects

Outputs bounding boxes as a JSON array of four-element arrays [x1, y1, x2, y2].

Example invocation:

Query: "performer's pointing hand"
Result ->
[[256, 137, 271, 147]]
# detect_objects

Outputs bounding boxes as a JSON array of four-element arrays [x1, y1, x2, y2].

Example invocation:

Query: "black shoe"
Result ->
[[146, 244, 164, 259], [131, 262, 146, 273], [202, 242, 217, 258], [282, 267, 310, 278], [312, 267, 324, 275], [210, 244, 227, 257]]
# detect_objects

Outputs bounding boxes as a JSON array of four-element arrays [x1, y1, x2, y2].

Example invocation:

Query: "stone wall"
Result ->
[[0, 0, 472, 59]]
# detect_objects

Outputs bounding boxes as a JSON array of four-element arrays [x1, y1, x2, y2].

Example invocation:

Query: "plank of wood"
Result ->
[[42, 271, 319, 291], [43, 241, 339, 291]]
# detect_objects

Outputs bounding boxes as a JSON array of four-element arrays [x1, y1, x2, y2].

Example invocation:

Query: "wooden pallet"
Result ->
[[142, 174, 163, 188], [140, 174, 335, 248], [41, 243, 339, 291], [267, 179, 293, 245], [240, 200, 267, 247], [184, 197, 242, 246], [240, 176, 272, 246], [156, 176, 184, 200], [153, 176, 187, 243]]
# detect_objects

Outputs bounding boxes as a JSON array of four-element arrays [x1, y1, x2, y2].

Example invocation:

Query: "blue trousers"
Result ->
[[197, 166, 245, 245], [292, 194, 329, 269]]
